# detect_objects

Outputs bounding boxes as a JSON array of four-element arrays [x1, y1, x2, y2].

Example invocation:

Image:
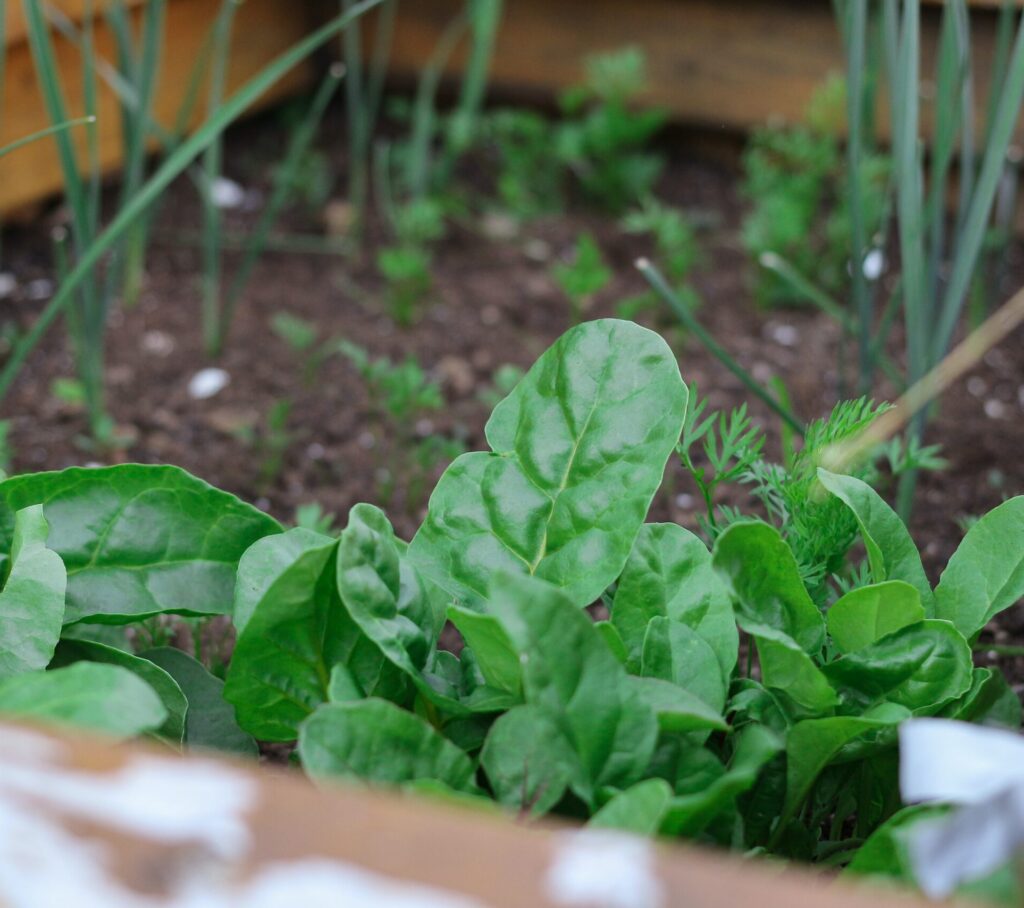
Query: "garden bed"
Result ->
[[3, 108, 1024, 679]]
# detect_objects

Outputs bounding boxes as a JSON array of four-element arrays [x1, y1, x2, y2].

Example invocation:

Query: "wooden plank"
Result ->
[[0, 0, 319, 215], [0, 719, 935, 908], [384, 0, 1021, 141], [4, 1, 148, 49]]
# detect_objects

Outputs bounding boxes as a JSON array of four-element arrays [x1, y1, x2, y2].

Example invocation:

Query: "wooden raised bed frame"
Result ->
[[0, 0, 321, 215], [0, 719, 937, 907]]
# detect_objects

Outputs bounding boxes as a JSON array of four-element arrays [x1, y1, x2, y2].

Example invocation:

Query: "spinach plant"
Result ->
[[0, 319, 1019, 893]]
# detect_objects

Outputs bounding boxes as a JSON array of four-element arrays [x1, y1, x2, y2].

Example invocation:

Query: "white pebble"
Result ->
[[675, 493, 695, 509], [863, 248, 885, 280], [768, 323, 799, 347], [984, 399, 1006, 420], [187, 367, 230, 400], [357, 431, 376, 450], [0, 273, 16, 299], [25, 279, 54, 301], [141, 330, 175, 357], [967, 376, 987, 398], [210, 177, 246, 210]]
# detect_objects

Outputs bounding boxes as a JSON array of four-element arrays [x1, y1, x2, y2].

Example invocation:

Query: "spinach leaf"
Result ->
[[225, 528, 406, 741], [448, 606, 522, 698], [0, 505, 65, 682], [410, 320, 687, 609], [934, 497, 1024, 639], [822, 620, 972, 714], [661, 724, 782, 836], [713, 521, 825, 653], [827, 580, 925, 654], [590, 778, 673, 835], [142, 647, 258, 756], [640, 617, 727, 712], [52, 639, 187, 745], [781, 704, 909, 826], [488, 571, 658, 806], [0, 662, 166, 737], [745, 623, 838, 715], [480, 704, 578, 815], [627, 676, 729, 733], [0, 465, 281, 624], [817, 470, 934, 611], [298, 698, 479, 793], [612, 522, 736, 679]]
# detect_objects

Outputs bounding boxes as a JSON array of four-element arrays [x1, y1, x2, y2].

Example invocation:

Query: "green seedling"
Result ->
[[620, 197, 702, 320], [294, 502, 339, 536], [0, 320, 1018, 893], [337, 340, 459, 509], [477, 363, 525, 409], [376, 198, 446, 326], [553, 233, 611, 323], [556, 46, 666, 213]]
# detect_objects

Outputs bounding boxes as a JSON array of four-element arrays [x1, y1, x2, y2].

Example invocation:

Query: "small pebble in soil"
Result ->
[[967, 376, 987, 397], [752, 362, 774, 383], [480, 212, 519, 241], [862, 248, 885, 280], [306, 442, 326, 460], [357, 431, 376, 450], [255, 497, 271, 512], [480, 305, 501, 326], [985, 399, 1007, 420], [523, 237, 552, 262], [142, 330, 176, 357], [210, 177, 247, 210], [187, 368, 230, 400], [414, 418, 435, 438], [0, 272, 16, 299], [437, 355, 476, 396], [25, 278, 54, 300], [767, 323, 799, 347], [675, 493, 695, 509]]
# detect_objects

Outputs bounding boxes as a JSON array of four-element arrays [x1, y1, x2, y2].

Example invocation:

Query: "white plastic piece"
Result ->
[[546, 831, 665, 908]]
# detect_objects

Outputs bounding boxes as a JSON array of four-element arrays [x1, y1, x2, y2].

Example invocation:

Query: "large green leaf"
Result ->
[[611, 523, 737, 679], [640, 617, 727, 712], [590, 778, 673, 835], [712, 521, 824, 654], [0, 505, 65, 682], [0, 662, 166, 738], [827, 580, 925, 654], [822, 620, 972, 714], [410, 320, 688, 609], [480, 704, 578, 816], [817, 470, 934, 611], [224, 528, 406, 741], [934, 497, 1024, 639], [142, 647, 258, 756], [298, 698, 479, 793], [488, 571, 658, 806], [52, 639, 187, 745], [0, 465, 282, 624], [746, 624, 838, 715]]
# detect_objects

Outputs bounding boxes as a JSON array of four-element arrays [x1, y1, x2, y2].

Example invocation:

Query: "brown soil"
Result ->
[[3, 108, 1024, 683]]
